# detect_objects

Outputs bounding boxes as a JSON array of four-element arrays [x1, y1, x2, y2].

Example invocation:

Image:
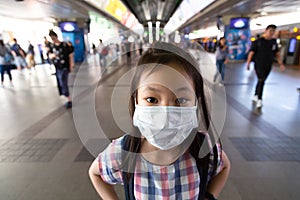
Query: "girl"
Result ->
[[213, 37, 229, 86], [89, 42, 230, 200]]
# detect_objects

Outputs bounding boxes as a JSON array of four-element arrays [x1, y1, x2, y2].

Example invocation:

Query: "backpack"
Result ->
[[4, 48, 14, 64], [101, 47, 108, 56], [122, 133, 214, 200]]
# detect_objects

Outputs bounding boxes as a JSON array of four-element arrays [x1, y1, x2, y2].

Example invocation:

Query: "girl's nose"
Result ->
[[160, 99, 176, 107]]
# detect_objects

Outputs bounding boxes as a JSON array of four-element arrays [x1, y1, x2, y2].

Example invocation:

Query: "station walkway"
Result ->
[[0, 49, 300, 200]]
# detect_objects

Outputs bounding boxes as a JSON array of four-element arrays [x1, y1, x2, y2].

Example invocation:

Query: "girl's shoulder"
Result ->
[[98, 135, 127, 160]]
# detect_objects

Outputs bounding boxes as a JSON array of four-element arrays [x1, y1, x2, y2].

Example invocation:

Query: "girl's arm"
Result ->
[[89, 159, 119, 200], [205, 150, 231, 199]]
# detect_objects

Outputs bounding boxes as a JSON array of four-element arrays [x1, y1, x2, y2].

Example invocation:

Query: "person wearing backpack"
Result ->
[[98, 39, 108, 67], [89, 42, 230, 200], [0, 40, 13, 86], [11, 38, 28, 72], [246, 24, 285, 109]]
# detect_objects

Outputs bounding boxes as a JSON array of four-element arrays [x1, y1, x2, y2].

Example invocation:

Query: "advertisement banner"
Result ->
[[225, 26, 251, 60]]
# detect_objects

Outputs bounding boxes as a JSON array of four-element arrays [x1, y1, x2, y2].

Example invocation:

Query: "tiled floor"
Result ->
[[0, 50, 300, 200]]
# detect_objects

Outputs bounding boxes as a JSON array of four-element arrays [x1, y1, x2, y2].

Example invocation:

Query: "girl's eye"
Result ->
[[146, 97, 158, 104], [175, 98, 187, 105]]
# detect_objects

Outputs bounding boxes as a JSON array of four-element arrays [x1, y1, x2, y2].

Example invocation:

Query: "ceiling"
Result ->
[[0, 0, 300, 33], [0, 0, 89, 20], [121, 0, 183, 27], [177, 0, 300, 33]]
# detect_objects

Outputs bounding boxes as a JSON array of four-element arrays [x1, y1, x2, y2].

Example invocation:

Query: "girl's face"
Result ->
[[136, 63, 196, 107]]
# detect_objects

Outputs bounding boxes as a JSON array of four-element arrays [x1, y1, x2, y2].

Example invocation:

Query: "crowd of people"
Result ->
[[0, 38, 37, 86], [0, 30, 75, 109]]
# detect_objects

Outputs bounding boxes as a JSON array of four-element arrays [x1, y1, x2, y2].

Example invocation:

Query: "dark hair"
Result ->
[[0, 40, 4, 46], [218, 37, 226, 48], [266, 24, 277, 30], [123, 42, 219, 183], [49, 30, 58, 37]]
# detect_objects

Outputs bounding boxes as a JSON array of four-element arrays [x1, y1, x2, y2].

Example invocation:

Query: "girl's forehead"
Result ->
[[138, 64, 194, 91]]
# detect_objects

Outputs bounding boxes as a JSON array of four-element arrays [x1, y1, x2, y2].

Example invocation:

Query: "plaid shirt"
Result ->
[[98, 135, 223, 200]]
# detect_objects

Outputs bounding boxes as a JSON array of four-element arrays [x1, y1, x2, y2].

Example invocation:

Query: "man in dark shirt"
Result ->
[[246, 24, 285, 109], [48, 30, 74, 109], [11, 38, 28, 71]]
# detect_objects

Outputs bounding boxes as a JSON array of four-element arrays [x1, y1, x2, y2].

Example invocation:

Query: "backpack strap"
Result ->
[[189, 133, 210, 200], [121, 135, 136, 200]]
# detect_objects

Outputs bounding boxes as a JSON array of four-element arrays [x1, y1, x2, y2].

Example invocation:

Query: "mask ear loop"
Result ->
[[195, 98, 198, 108], [196, 97, 203, 130], [134, 98, 138, 107]]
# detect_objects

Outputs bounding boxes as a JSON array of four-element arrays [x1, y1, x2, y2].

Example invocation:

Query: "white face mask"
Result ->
[[133, 105, 198, 150]]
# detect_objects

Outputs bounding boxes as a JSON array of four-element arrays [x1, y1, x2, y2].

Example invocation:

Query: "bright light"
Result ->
[[250, 12, 300, 30], [164, 0, 216, 33], [128, 35, 135, 42], [234, 20, 245, 28], [293, 27, 298, 32], [63, 23, 75, 32], [174, 31, 181, 43], [148, 22, 153, 44], [296, 35, 300, 40], [189, 26, 219, 39], [251, 37, 256, 41], [142, 2, 151, 20], [260, 11, 268, 16], [156, 21, 160, 41]]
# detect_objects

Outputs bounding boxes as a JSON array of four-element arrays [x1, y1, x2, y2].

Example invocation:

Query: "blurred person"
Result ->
[[48, 30, 74, 109], [97, 39, 108, 67], [11, 38, 28, 71], [116, 43, 120, 54], [91, 43, 97, 63], [246, 24, 285, 109], [213, 37, 229, 86], [26, 41, 36, 70], [138, 40, 143, 55], [0, 39, 13, 86], [123, 38, 132, 65], [43, 36, 51, 64], [91, 43, 96, 55]]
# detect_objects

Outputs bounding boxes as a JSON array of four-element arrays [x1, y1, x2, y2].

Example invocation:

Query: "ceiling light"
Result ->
[[142, 1, 151, 21], [157, 1, 165, 20], [261, 11, 268, 16], [36, 0, 50, 3]]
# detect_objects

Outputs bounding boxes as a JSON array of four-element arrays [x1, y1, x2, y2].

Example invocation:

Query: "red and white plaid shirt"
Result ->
[[98, 135, 223, 200]]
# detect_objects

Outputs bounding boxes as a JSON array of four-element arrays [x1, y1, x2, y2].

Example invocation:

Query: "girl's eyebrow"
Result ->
[[175, 86, 194, 93], [141, 86, 194, 93], [141, 86, 161, 92]]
